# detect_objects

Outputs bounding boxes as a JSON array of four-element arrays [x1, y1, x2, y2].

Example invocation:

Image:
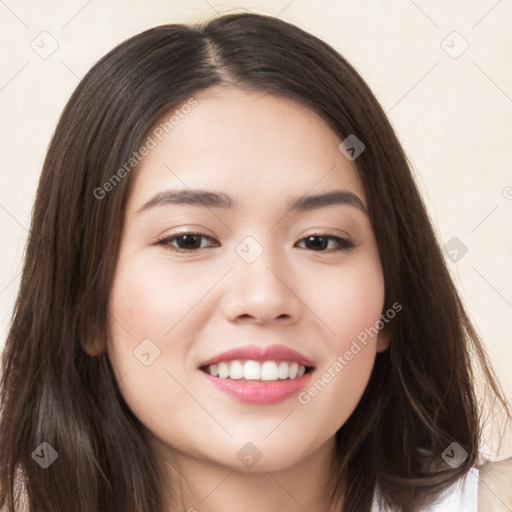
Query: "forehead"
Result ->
[[127, 86, 365, 211]]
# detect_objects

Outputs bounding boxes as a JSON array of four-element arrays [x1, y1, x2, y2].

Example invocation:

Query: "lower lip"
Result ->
[[201, 371, 313, 404]]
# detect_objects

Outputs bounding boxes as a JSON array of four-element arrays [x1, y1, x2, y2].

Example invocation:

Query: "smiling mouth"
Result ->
[[200, 359, 314, 382]]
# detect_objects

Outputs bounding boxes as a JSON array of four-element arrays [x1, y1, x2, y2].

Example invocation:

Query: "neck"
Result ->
[[154, 436, 339, 512]]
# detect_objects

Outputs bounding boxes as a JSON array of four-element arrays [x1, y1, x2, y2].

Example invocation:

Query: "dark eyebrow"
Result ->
[[137, 190, 236, 212], [137, 189, 367, 215], [288, 190, 367, 214]]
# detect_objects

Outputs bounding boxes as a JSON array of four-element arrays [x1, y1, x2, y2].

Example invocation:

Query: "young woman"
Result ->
[[0, 12, 510, 512]]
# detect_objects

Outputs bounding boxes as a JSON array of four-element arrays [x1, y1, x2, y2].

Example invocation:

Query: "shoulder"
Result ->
[[478, 456, 512, 511]]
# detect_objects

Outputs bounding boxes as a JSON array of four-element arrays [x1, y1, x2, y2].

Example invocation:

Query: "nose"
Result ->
[[222, 247, 303, 326]]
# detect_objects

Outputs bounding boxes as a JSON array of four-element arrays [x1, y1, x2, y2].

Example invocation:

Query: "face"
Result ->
[[101, 86, 389, 474]]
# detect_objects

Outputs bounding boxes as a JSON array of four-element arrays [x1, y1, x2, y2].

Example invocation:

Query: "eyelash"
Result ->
[[155, 231, 355, 254]]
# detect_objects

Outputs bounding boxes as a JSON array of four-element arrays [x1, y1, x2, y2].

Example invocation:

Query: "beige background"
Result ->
[[1, 0, 511, 458]]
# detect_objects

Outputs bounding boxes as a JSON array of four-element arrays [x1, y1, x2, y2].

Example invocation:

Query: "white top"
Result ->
[[371, 467, 479, 511]]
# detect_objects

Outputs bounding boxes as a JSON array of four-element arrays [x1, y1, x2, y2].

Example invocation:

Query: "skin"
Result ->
[[101, 86, 390, 511], [478, 456, 512, 510]]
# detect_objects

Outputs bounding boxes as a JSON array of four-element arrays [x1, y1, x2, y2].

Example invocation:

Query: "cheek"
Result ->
[[297, 255, 384, 424], [109, 252, 219, 338], [307, 254, 385, 348], [106, 255, 211, 429]]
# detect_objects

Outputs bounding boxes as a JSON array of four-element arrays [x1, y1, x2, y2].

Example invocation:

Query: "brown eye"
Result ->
[[156, 232, 219, 252], [296, 234, 355, 252]]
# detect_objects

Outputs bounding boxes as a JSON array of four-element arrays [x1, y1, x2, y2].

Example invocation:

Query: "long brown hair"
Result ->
[[0, 12, 509, 512]]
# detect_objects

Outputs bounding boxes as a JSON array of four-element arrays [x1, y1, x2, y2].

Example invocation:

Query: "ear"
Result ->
[[376, 326, 391, 353], [81, 338, 105, 356]]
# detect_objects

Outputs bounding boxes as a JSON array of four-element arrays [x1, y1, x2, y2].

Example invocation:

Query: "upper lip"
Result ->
[[198, 344, 315, 368]]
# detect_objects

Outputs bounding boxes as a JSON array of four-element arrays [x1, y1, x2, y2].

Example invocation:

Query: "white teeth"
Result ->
[[261, 361, 278, 381], [204, 360, 308, 381], [278, 361, 289, 379], [243, 360, 261, 380], [229, 360, 244, 380], [289, 362, 299, 379], [218, 362, 230, 379]]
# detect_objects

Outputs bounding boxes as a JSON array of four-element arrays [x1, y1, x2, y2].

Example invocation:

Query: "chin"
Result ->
[[197, 435, 319, 474]]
